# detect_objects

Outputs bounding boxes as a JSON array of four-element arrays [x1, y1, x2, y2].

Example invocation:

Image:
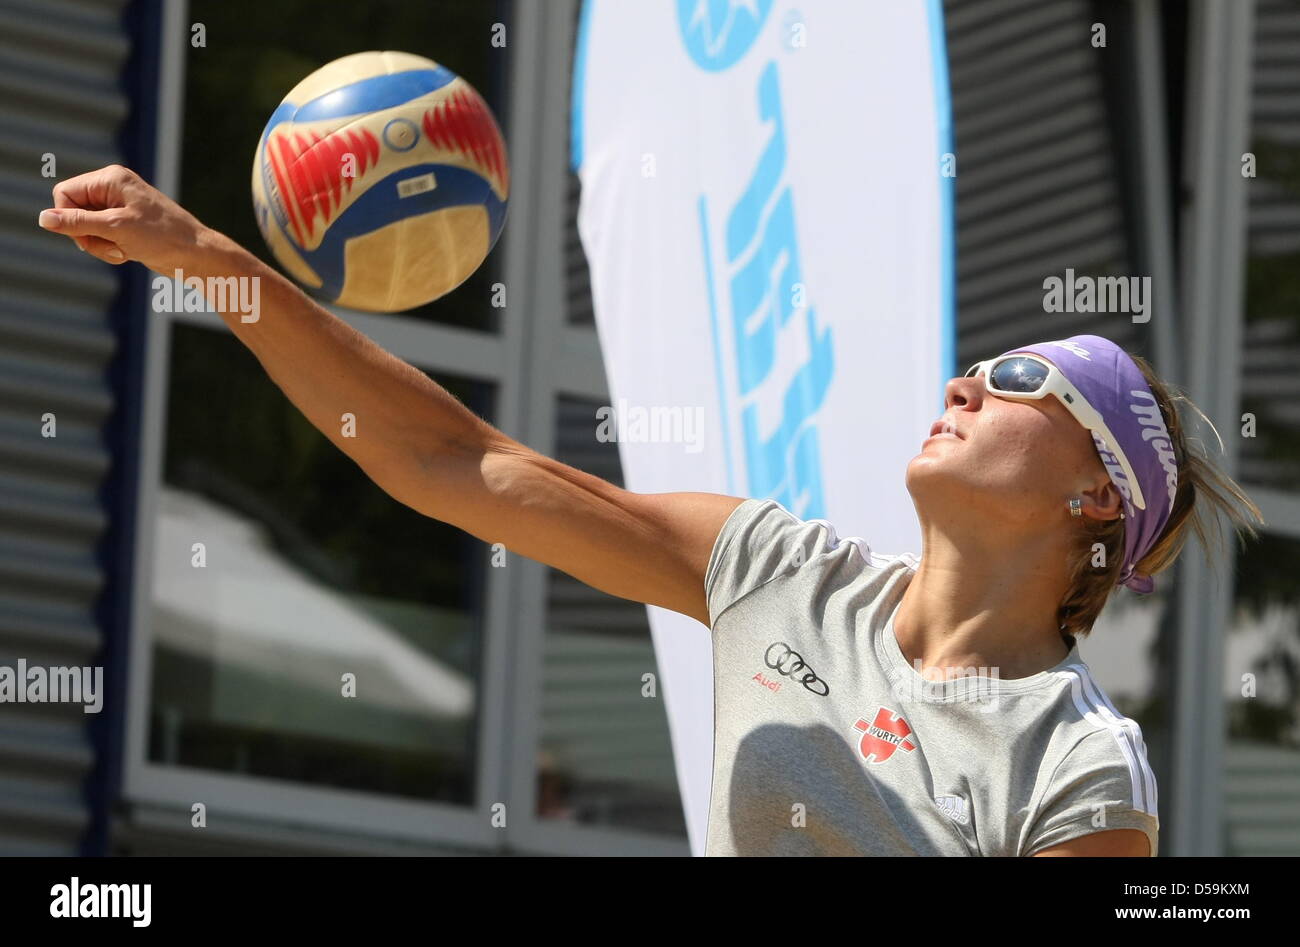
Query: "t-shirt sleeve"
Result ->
[[703, 498, 857, 626], [1024, 728, 1160, 857]]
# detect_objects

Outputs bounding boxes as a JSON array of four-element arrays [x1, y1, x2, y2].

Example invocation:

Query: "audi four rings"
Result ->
[[764, 642, 830, 696]]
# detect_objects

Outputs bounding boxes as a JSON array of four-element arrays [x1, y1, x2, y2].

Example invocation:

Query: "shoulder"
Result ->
[[709, 497, 915, 573], [1047, 662, 1157, 805], [1023, 667, 1160, 856], [705, 499, 917, 625]]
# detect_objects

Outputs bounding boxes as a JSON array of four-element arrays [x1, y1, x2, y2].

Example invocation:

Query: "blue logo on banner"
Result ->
[[677, 0, 775, 70], [693, 50, 835, 518]]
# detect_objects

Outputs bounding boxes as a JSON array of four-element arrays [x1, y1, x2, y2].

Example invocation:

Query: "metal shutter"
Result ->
[[945, 0, 1141, 366], [0, 0, 133, 855], [565, 168, 595, 328], [1224, 743, 1300, 855]]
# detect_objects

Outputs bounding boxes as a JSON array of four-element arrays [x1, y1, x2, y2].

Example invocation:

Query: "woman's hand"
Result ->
[[37, 164, 211, 275]]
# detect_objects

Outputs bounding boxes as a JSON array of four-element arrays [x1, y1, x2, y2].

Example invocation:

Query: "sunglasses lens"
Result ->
[[988, 356, 1048, 393]]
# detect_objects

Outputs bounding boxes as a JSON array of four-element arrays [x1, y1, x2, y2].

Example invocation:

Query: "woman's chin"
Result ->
[[904, 455, 948, 493]]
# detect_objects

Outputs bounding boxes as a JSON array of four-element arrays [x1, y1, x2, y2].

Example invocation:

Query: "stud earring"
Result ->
[[1068, 498, 1082, 518]]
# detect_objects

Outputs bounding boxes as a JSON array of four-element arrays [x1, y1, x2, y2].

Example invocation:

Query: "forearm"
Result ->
[[42, 166, 733, 625], [182, 227, 501, 517]]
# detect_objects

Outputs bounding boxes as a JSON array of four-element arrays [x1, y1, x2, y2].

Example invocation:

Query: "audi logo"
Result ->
[[764, 642, 830, 696]]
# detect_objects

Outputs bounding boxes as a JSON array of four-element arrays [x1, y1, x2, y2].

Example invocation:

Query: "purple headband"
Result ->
[[998, 335, 1178, 594]]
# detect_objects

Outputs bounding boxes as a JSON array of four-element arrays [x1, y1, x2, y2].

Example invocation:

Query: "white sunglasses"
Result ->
[[964, 354, 1148, 512]]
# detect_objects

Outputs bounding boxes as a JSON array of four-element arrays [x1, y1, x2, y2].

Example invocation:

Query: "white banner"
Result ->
[[572, 0, 954, 854]]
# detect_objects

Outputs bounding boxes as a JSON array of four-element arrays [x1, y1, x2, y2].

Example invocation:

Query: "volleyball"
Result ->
[[251, 50, 509, 312]]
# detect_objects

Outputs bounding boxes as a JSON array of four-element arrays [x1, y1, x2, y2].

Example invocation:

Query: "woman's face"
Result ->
[[906, 361, 1112, 527]]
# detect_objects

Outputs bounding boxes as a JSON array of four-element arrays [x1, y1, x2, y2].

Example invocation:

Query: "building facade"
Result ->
[[0, 0, 1296, 856]]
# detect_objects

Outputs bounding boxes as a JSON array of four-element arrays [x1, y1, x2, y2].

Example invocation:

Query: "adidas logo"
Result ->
[[934, 793, 970, 825]]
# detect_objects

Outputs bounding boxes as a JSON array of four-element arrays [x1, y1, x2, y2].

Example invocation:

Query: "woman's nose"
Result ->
[[945, 375, 982, 410]]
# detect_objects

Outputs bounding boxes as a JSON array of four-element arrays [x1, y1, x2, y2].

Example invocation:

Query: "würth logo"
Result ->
[[853, 707, 917, 763]]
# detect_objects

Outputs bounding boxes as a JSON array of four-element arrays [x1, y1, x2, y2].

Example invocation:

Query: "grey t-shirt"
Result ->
[[703, 498, 1160, 857]]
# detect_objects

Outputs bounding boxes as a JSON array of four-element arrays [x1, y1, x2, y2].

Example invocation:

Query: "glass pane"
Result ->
[[148, 322, 492, 804], [181, 0, 510, 332], [1224, 531, 1300, 855], [535, 396, 688, 836]]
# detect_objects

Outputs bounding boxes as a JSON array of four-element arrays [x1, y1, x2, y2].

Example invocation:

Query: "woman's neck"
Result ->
[[892, 557, 1074, 681]]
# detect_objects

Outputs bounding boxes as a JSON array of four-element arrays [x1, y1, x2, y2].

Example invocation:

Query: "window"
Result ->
[[129, 0, 513, 848], [149, 323, 492, 803]]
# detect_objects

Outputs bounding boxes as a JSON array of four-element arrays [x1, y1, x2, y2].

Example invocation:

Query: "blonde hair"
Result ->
[[1058, 354, 1266, 640]]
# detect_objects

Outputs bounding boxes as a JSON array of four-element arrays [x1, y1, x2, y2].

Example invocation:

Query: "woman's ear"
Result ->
[[1077, 480, 1124, 522]]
